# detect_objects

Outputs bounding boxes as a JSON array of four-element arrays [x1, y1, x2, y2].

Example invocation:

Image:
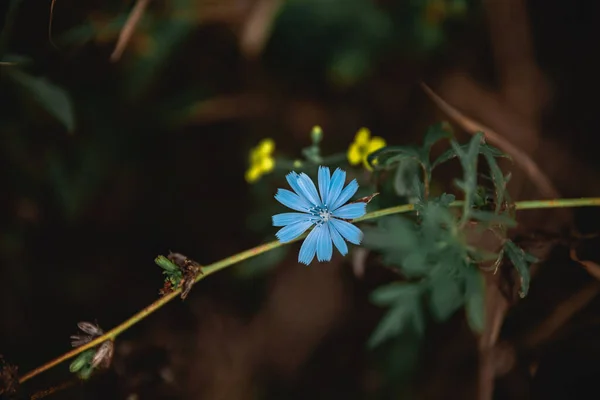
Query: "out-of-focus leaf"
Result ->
[[393, 159, 421, 200], [370, 282, 422, 306], [422, 121, 453, 153], [367, 145, 422, 170], [0, 53, 31, 66], [368, 283, 423, 348], [429, 274, 464, 321], [7, 69, 75, 132], [363, 216, 427, 277], [464, 266, 485, 333]]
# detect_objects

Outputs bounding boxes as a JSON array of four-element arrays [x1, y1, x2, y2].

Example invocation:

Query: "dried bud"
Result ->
[[0, 355, 19, 396], [163, 252, 202, 300], [77, 322, 103, 336], [91, 341, 114, 370], [71, 322, 104, 347]]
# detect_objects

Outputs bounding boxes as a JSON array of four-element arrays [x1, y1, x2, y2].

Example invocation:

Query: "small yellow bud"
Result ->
[[310, 125, 323, 144]]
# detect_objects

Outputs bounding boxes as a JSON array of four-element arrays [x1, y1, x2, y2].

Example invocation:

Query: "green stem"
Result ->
[[18, 197, 600, 384]]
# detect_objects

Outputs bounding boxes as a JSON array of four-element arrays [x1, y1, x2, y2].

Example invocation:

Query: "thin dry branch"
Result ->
[[110, 0, 151, 62], [421, 82, 559, 199], [239, 0, 283, 58]]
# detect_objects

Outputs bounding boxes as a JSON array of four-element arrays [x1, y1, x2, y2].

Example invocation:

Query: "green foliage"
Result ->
[[364, 126, 532, 355], [155, 255, 183, 287], [368, 283, 424, 348], [504, 240, 538, 298], [6, 69, 76, 132], [367, 122, 453, 193]]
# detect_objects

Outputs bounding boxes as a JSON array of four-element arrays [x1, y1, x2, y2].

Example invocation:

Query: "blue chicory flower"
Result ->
[[272, 166, 367, 265]]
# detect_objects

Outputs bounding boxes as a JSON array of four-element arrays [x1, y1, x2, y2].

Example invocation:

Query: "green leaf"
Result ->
[[363, 216, 428, 277], [422, 122, 452, 154], [7, 69, 76, 132], [504, 240, 535, 298], [464, 267, 485, 333], [155, 255, 179, 273], [480, 145, 511, 212], [393, 159, 422, 199], [368, 284, 424, 348], [429, 274, 464, 322], [370, 282, 422, 306], [367, 145, 422, 169], [432, 134, 506, 169]]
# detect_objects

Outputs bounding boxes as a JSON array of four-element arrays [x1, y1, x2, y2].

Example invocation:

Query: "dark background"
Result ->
[[1, 0, 600, 398]]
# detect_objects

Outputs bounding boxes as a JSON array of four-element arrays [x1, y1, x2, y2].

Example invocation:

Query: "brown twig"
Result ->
[[421, 82, 559, 199], [484, 0, 549, 119], [110, 0, 151, 62], [30, 379, 77, 400], [239, 0, 283, 58], [521, 281, 600, 348], [478, 269, 510, 400]]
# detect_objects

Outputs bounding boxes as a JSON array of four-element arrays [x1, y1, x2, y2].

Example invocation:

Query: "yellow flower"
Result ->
[[347, 128, 387, 170], [245, 138, 275, 183]]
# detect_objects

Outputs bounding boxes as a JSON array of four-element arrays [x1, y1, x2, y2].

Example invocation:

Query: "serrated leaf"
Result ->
[[465, 267, 485, 333], [504, 240, 534, 297], [368, 304, 413, 348], [370, 282, 422, 306], [429, 274, 464, 321], [393, 159, 421, 198], [367, 145, 422, 169], [368, 287, 423, 348], [480, 145, 511, 212], [362, 216, 429, 277], [422, 122, 452, 153], [432, 134, 505, 169], [7, 69, 75, 132]]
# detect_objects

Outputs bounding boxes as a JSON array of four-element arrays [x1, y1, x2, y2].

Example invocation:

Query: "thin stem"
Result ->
[[18, 197, 600, 384]]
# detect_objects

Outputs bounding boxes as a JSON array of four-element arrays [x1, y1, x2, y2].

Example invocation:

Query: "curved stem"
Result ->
[[18, 197, 600, 384]]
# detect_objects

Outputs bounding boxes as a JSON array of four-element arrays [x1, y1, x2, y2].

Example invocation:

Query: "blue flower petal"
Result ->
[[297, 173, 322, 207], [317, 166, 331, 206], [298, 226, 320, 265], [328, 222, 348, 256], [330, 179, 359, 210], [332, 203, 366, 220], [316, 224, 333, 262], [272, 212, 316, 227], [330, 218, 363, 245], [276, 220, 314, 243], [275, 189, 311, 212], [327, 168, 346, 206], [286, 172, 313, 205]]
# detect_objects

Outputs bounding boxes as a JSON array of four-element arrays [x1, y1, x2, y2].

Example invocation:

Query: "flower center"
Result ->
[[310, 205, 332, 225]]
